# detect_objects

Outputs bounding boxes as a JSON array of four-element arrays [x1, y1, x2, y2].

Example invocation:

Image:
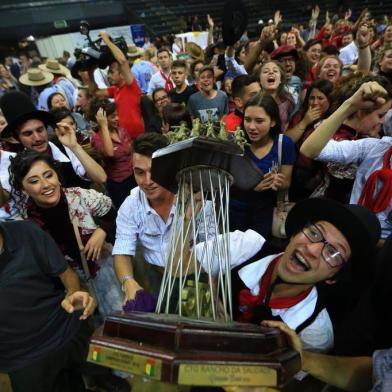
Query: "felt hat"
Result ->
[[185, 42, 205, 61], [19, 68, 54, 87], [286, 198, 381, 264], [222, 0, 248, 46], [127, 44, 144, 58], [0, 91, 54, 138], [271, 45, 299, 60], [39, 59, 68, 76]]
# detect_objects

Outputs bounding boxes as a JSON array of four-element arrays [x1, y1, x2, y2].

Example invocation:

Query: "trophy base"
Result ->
[[88, 313, 300, 388]]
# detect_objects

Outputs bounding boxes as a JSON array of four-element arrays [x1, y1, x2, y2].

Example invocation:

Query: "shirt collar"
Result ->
[[48, 141, 70, 163], [238, 253, 283, 296], [139, 187, 176, 218]]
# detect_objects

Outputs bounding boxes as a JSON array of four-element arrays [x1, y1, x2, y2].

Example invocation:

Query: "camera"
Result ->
[[71, 20, 128, 79]]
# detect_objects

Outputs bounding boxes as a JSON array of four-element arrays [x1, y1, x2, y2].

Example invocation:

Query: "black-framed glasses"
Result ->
[[302, 223, 347, 268]]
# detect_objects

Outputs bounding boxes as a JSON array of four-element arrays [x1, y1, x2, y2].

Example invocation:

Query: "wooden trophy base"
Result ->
[[88, 312, 300, 388]]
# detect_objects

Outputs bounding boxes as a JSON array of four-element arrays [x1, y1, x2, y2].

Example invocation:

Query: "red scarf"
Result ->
[[239, 256, 312, 323], [160, 71, 174, 92], [358, 146, 392, 213]]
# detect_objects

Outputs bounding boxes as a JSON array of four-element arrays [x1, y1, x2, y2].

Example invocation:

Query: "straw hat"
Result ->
[[19, 68, 54, 86], [127, 44, 144, 58], [39, 59, 68, 76], [185, 42, 205, 61]]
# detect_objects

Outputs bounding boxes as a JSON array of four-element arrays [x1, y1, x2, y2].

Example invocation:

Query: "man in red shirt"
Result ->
[[223, 74, 260, 133], [85, 31, 144, 139]]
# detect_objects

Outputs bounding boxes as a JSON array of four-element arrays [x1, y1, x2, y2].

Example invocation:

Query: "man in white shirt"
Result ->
[[225, 198, 380, 352], [113, 133, 228, 302], [147, 48, 174, 95]]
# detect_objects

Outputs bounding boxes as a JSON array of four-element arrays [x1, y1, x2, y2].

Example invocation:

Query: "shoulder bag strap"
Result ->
[[71, 216, 91, 281], [277, 134, 289, 203]]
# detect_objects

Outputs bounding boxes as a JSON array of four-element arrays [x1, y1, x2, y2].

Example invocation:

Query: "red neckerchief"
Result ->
[[160, 71, 174, 92], [239, 255, 312, 322], [358, 145, 392, 213]]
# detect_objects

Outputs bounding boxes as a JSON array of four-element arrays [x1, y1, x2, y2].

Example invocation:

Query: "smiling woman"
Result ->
[[257, 60, 294, 131], [316, 55, 343, 84], [9, 150, 123, 318]]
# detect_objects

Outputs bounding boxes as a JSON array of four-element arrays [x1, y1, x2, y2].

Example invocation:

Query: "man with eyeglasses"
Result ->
[[229, 197, 380, 353]]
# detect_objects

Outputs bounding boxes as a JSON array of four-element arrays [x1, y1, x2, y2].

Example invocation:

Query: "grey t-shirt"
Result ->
[[188, 90, 228, 122]]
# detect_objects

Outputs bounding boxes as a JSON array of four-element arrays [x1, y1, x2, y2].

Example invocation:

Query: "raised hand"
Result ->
[[347, 81, 388, 111], [259, 25, 276, 45], [356, 24, 370, 47], [55, 121, 78, 149], [311, 5, 320, 20], [344, 8, 352, 21], [95, 107, 108, 128], [207, 14, 214, 29], [274, 10, 282, 26]]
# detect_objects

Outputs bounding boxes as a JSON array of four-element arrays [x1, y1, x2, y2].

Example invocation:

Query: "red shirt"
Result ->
[[107, 80, 144, 139], [91, 128, 133, 182]]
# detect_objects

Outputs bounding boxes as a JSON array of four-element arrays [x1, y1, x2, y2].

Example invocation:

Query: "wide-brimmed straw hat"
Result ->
[[286, 198, 381, 265], [127, 44, 144, 58], [0, 91, 54, 138], [19, 68, 54, 87], [185, 42, 205, 61], [39, 59, 68, 76]]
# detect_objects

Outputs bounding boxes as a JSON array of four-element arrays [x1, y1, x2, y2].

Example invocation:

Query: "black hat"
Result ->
[[222, 0, 248, 46], [286, 198, 381, 264], [0, 91, 54, 139]]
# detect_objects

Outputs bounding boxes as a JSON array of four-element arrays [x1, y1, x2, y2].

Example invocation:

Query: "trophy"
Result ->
[[88, 123, 301, 389]]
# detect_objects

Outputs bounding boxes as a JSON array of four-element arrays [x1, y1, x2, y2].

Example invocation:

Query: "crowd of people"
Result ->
[[1, 4, 392, 392]]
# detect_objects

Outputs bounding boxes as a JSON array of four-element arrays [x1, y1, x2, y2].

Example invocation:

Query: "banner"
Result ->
[[130, 25, 145, 48]]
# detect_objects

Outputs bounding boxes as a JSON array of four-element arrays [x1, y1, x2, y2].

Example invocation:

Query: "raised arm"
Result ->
[[301, 81, 388, 158], [207, 14, 215, 46], [55, 121, 107, 184], [95, 108, 114, 157], [244, 25, 276, 73], [100, 31, 134, 85], [356, 24, 372, 73], [308, 5, 320, 40]]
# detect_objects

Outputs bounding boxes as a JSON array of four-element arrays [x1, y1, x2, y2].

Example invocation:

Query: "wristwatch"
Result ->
[[120, 274, 134, 292]]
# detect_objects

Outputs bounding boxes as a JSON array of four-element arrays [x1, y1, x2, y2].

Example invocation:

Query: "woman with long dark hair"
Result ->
[[229, 93, 296, 239], [9, 150, 123, 317]]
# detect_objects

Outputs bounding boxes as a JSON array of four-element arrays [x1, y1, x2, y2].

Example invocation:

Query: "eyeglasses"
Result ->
[[302, 223, 347, 268], [279, 56, 295, 63]]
